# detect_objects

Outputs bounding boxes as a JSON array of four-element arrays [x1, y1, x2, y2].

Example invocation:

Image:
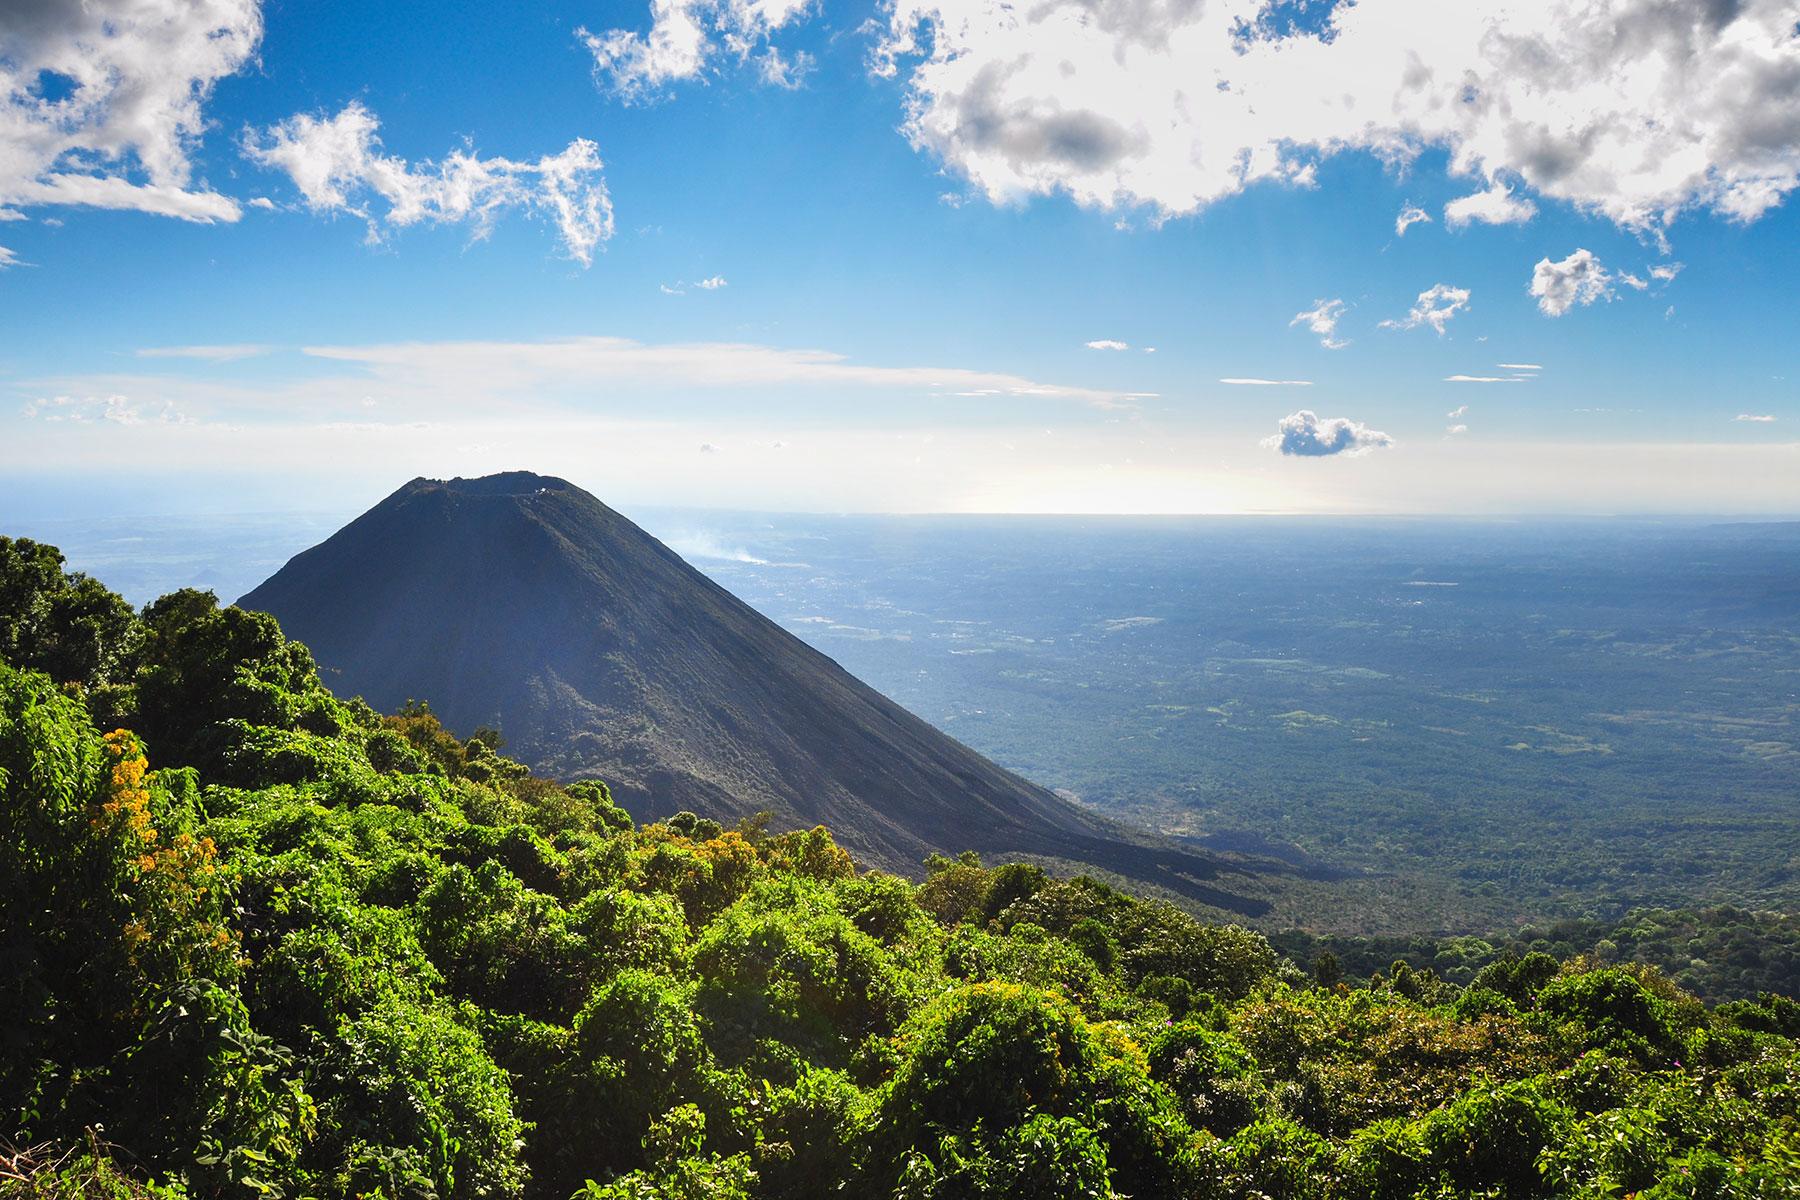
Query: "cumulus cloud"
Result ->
[[695, 275, 728, 289], [1529, 248, 1617, 316], [1220, 377, 1311, 386], [244, 103, 614, 265], [1290, 299, 1349, 349], [1443, 179, 1538, 229], [1395, 203, 1431, 236], [0, 0, 257, 223], [1382, 284, 1470, 335], [1734, 412, 1777, 422], [579, 0, 814, 102], [1264, 410, 1394, 457], [875, 0, 1800, 234], [1085, 339, 1130, 351]]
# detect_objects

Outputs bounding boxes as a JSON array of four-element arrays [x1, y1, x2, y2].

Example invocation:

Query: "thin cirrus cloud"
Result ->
[[283, 334, 1149, 411], [1290, 299, 1348, 349], [242, 102, 614, 265], [1444, 375, 1522, 383], [136, 344, 275, 362], [1220, 378, 1312, 387], [1264, 410, 1394, 458], [1734, 413, 1777, 422], [869, 0, 1800, 234], [1382, 284, 1470, 335]]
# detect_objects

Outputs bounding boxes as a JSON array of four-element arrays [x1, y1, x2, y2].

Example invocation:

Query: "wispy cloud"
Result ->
[[296, 337, 1139, 406], [1734, 413, 1777, 423], [1496, 363, 1542, 371], [1395, 204, 1431, 237], [21, 394, 191, 426], [243, 102, 613, 265], [137, 344, 275, 362], [1085, 339, 1129, 351], [1445, 375, 1523, 384], [578, 0, 814, 102], [1382, 284, 1470, 336], [695, 275, 728, 289], [1221, 377, 1312, 387], [1290, 299, 1348, 350]]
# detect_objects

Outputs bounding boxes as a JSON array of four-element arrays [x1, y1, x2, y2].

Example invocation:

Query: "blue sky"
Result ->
[[2, 0, 1797, 518]]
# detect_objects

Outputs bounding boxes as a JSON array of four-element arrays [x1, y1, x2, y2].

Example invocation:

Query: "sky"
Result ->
[[1, 0, 1797, 519]]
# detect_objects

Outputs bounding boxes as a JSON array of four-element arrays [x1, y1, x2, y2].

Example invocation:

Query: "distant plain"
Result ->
[[25, 509, 1800, 935]]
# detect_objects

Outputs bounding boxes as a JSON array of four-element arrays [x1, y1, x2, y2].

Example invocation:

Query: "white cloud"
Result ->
[[1443, 179, 1538, 229], [1734, 413, 1777, 422], [695, 275, 728, 289], [1497, 363, 1543, 371], [0, 244, 18, 270], [1290, 299, 1349, 349], [1530, 248, 1616, 316], [22, 393, 189, 426], [1650, 263, 1683, 283], [1395, 203, 1431, 236], [248, 196, 276, 211], [1445, 374, 1522, 383], [292, 334, 1142, 409], [1264, 410, 1394, 458], [0, 0, 257, 223], [660, 283, 686, 295], [243, 102, 614, 265], [1447, 405, 1468, 418], [579, 0, 814, 102], [1446, 423, 1469, 435], [1085, 339, 1130, 351], [699, 441, 721, 452], [1382, 284, 1470, 335], [1220, 377, 1312, 387], [875, 0, 1800, 234], [137, 344, 274, 362]]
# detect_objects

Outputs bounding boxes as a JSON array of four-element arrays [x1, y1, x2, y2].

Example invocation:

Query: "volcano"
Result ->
[[241, 471, 1262, 907]]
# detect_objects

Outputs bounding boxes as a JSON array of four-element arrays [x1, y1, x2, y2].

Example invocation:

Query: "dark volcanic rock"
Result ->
[[240, 471, 1262, 904]]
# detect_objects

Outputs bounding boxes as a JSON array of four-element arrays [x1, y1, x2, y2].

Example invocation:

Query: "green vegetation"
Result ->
[[4, 537, 1799, 1198], [1277, 908, 1800, 1005]]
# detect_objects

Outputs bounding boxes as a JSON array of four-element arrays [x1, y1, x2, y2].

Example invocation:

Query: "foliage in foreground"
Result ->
[[2, 536, 1798, 1199]]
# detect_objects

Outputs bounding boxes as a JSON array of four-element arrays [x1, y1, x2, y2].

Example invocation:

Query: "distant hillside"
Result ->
[[240, 472, 1258, 902]]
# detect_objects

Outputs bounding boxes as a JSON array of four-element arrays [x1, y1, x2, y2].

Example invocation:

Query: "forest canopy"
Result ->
[[1, 536, 1797, 1199]]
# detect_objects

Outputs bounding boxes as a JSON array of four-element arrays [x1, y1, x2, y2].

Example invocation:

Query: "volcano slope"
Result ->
[[242, 472, 1267, 910]]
